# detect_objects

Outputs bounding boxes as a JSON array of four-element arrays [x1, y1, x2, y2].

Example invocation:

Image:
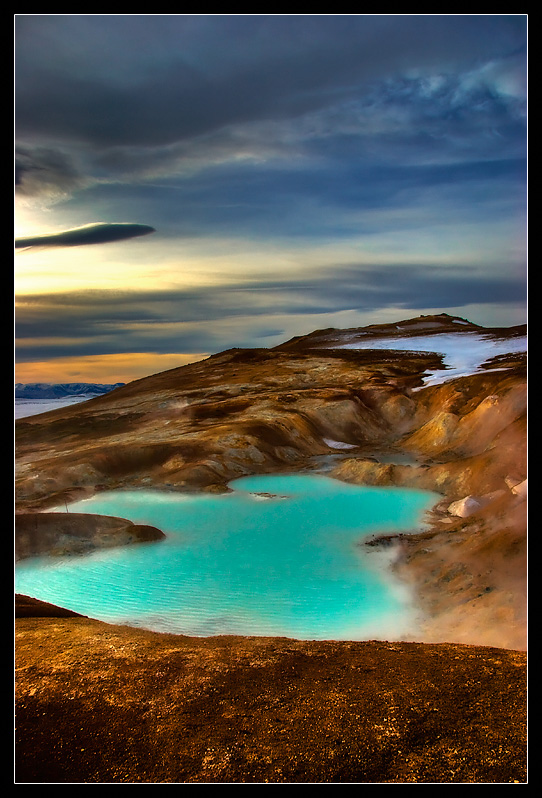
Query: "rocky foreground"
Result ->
[[15, 313, 527, 783], [15, 596, 526, 784]]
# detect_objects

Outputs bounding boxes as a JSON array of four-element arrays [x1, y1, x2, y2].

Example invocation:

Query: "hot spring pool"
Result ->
[[15, 474, 437, 641]]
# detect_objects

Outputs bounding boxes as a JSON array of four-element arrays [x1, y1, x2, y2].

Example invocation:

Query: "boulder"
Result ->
[[447, 496, 483, 518]]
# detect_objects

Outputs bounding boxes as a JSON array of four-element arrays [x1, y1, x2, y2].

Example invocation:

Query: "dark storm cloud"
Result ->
[[70, 152, 525, 248], [14, 14, 527, 366], [15, 15, 526, 198], [15, 262, 526, 360], [15, 222, 156, 248], [15, 15, 525, 147]]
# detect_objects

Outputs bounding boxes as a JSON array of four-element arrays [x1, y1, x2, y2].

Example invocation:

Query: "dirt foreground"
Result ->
[[15, 596, 526, 784]]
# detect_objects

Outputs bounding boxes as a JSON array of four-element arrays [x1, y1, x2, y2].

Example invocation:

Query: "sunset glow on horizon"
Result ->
[[15, 351, 210, 386]]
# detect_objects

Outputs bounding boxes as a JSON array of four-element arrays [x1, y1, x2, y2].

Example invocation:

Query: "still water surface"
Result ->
[[16, 474, 436, 640]]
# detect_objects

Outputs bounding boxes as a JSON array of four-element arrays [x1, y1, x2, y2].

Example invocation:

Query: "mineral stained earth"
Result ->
[[14, 313, 527, 783]]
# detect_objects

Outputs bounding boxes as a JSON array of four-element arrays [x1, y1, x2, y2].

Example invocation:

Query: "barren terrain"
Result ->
[[15, 596, 526, 783]]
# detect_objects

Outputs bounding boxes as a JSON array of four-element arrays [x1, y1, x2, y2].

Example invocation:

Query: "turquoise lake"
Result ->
[[15, 474, 437, 641]]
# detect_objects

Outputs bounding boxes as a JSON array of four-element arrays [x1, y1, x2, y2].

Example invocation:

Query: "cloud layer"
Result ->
[[15, 15, 526, 200], [16, 261, 526, 362]]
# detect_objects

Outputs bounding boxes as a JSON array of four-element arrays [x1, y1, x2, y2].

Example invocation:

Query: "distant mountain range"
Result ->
[[15, 383, 125, 400]]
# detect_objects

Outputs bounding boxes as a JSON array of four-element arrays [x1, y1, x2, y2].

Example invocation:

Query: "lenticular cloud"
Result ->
[[15, 222, 155, 249]]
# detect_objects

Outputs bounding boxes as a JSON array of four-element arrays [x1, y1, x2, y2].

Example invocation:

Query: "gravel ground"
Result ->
[[15, 597, 527, 784]]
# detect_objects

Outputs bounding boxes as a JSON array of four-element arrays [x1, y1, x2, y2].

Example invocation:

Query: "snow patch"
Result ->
[[323, 438, 358, 450], [331, 332, 526, 386]]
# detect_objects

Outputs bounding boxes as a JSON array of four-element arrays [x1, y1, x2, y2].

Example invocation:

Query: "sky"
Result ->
[[15, 14, 527, 385]]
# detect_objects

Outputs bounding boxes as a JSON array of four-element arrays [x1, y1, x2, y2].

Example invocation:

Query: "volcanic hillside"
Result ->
[[15, 312, 527, 649]]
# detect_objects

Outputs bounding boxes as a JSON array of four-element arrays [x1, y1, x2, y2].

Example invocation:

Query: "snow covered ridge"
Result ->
[[324, 331, 527, 387]]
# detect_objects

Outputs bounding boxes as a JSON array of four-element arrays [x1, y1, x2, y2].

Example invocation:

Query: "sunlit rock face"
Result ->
[[15, 313, 527, 649]]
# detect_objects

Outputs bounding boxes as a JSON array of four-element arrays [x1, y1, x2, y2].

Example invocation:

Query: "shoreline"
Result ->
[[15, 470, 440, 644], [15, 449, 526, 651]]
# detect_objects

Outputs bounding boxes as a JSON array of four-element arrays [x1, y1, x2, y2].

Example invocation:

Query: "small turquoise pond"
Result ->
[[15, 474, 436, 641]]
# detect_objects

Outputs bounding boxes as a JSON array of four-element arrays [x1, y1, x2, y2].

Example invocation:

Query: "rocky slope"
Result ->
[[15, 344, 445, 508]]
